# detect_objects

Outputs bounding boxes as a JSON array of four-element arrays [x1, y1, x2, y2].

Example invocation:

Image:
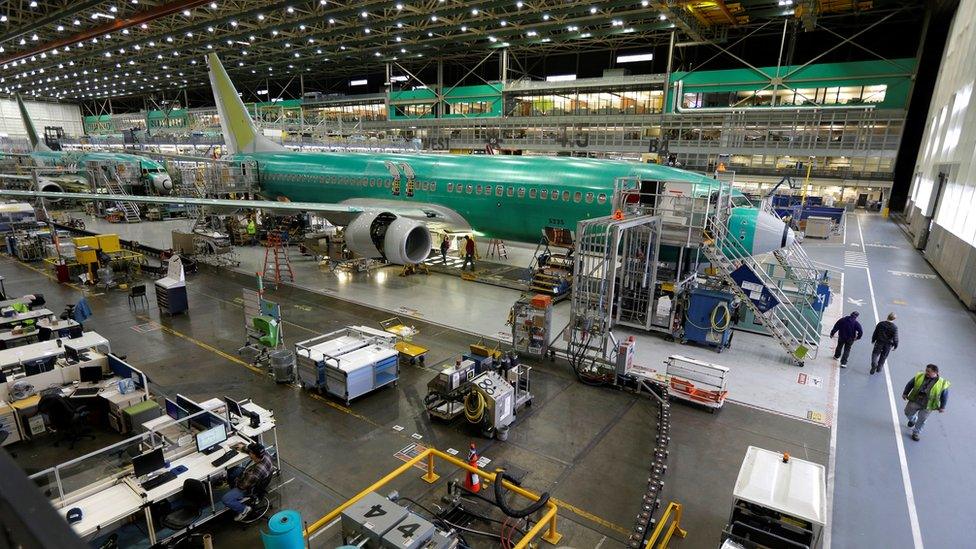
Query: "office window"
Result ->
[[540, 189, 549, 199], [466, 185, 473, 194], [518, 188, 526, 198], [562, 191, 570, 201], [447, 182, 454, 192], [507, 187, 515, 197], [529, 188, 538, 199], [495, 186, 503, 197], [585, 192, 594, 204], [597, 193, 607, 204], [573, 191, 582, 203]]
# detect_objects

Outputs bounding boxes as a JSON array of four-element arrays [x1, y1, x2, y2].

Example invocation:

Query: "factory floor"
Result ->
[[1, 250, 827, 548], [58, 211, 976, 548]]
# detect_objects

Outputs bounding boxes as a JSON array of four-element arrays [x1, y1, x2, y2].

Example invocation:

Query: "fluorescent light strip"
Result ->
[[617, 53, 654, 63]]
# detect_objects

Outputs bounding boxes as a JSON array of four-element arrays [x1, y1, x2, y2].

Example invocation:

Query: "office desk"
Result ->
[[0, 308, 54, 329], [37, 318, 82, 340], [0, 297, 28, 309], [235, 402, 279, 470], [69, 482, 145, 539], [0, 328, 39, 349], [0, 331, 109, 378], [66, 435, 251, 543]]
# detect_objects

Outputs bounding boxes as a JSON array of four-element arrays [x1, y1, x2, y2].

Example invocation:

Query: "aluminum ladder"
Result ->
[[702, 218, 820, 366]]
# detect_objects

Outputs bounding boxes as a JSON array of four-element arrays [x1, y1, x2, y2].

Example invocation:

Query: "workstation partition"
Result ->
[[29, 408, 249, 546]]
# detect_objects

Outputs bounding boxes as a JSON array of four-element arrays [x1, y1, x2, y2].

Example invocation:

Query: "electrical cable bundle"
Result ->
[[463, 390, 486, 423], [567, 326, 615, 386]]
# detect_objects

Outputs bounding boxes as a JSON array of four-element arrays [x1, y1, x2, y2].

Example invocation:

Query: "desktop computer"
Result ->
[[132, 448, 165, 479], [79, 366, 102, 384], [195, 423, 227, 455]]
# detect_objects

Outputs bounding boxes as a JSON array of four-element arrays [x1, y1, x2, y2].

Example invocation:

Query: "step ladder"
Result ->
[[100, 167, 141, 223], [262, 231, 294, 288], [702, 219, 820, 366], [487, 238, 508, 259]]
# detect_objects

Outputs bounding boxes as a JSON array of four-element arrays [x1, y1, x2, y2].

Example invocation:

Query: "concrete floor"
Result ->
[[2, 248, 828, 548], [803, 213, 976, 549]]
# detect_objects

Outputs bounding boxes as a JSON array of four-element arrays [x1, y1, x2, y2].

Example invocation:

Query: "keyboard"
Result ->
[[72, 387, 101, 397], [211, 449, 238, 467], [141, 471, 177, 491]]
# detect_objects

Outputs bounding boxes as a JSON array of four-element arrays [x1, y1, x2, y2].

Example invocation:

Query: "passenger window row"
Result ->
[[444, 182, 606, 204]]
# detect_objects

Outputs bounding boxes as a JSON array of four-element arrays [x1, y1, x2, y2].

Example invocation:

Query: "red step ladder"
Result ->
[[262, 231, 294, 287]]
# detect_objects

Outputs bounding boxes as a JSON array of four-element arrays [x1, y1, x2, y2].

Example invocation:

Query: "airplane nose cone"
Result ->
[[150, 174, 173, 193], [752, 210, 794, 255]]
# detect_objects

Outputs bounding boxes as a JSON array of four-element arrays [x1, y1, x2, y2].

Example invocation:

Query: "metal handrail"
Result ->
[[643, 501, 688, 549], [302, 448, 562, 548], [707, 217, 820, 354]]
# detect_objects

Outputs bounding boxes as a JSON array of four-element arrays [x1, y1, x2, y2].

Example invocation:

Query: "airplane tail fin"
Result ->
[[205, 54, 285, 155], [15, 94, 51, 152]]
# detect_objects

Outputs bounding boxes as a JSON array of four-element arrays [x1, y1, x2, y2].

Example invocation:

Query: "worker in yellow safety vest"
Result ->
[[246, 217, 257, 245], [902, 364, 950, 441]]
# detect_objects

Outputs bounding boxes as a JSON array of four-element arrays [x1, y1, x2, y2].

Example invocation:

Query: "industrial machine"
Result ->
[[679, 287, 737, 352], [295, 326, 400, 404], [425, 348, 531, 440], [722, 446, 826, 549]]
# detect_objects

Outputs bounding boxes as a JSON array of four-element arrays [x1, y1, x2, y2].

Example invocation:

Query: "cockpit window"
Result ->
[[731, 195, 752, 207]]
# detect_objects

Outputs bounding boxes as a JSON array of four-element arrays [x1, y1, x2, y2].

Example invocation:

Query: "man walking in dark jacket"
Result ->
[[830, 311, 863, 368], [870, 312, 899, 375]]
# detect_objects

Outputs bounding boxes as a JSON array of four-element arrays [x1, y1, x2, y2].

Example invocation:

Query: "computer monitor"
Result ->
[[132, 448, 165, 478], [195, 423, 227, 454], [79, 366, 102, 383], [223, 396, 244, 419], [164, 398, 188, 420], [64, 346, 79, 362]]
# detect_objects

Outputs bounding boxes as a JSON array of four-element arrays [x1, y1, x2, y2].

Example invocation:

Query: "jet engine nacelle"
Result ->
[[344, 211, 432, 265], [149, 173, 173, 194], [39, 181, 64, 202]]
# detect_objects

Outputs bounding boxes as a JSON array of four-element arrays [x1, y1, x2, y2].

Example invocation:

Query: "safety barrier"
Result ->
[[644, 501, 687, 549], [302, 447, 563, 548]]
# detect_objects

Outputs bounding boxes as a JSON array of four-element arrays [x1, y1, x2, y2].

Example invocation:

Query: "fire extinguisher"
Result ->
[[464, 443, 480, 493]]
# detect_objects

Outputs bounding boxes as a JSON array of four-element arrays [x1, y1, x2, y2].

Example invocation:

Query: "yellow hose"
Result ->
[[464, 390, 486, 423], [710, 301, 731, 331]]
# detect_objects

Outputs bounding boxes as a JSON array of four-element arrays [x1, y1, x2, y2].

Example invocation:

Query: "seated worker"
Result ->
[[221, 442, 273, 521]]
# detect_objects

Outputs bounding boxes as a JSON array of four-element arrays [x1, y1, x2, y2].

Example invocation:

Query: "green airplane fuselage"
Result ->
[[238, 151, 756, 245], [28, 150, 168, 181]]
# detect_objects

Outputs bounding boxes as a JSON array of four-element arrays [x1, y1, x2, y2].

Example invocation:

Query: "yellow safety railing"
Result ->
[[303, 447, 563, 548], [644, 501, 687, 549]]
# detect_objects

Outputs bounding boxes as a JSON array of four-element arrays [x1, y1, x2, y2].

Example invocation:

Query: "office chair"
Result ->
[[252, 316, 280, 348], [160, 478, 211, 531], [38, 394, 95, 449], [128, 284, 149, 309], [237, 474, 274, 524], [28, 293, 45, 310]]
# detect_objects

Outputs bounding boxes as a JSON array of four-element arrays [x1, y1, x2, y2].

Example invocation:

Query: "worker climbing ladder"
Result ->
[[486, 238, 508, 259], [262, 230, 294, 288]]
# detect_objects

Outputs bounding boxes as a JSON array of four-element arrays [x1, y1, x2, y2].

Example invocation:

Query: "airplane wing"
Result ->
[[0, 189, 472, 233]]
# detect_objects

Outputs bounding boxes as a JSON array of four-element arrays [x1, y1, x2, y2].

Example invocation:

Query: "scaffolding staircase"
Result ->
[[702, 217, 820, 366], [262, 231, 294, 288], [772, 242, 825, 292], [99, 167, 141, 223]]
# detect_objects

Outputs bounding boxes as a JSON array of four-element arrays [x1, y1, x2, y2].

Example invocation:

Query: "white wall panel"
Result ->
[[0, 98, 83, 140]]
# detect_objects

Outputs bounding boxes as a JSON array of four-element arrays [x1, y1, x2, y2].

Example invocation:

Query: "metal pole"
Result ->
[[436, 60, 444, 118], [500, 48, 509, 85], [773, 18, 789, 106]]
